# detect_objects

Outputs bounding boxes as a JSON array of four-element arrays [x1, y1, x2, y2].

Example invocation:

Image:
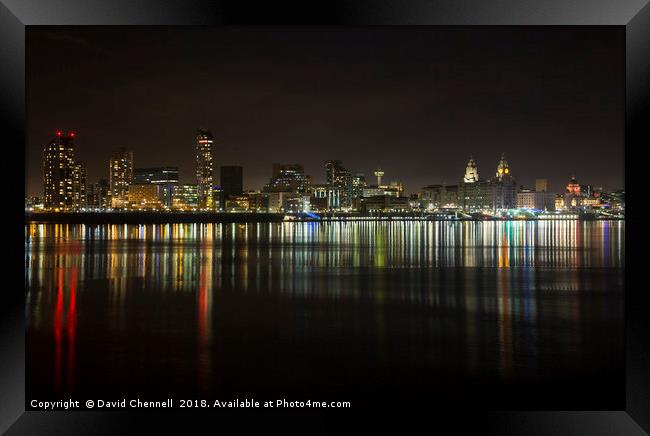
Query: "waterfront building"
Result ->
[[212, 186, 223, 211], [492, 154, 516, 210], [264, 163, 311, 195], [133, 167, 179, 207], [43, 131, 75, 210], [128, 184, 162, 209], [72, 160, 87, 209], [563, 175, 582, 210], [224, 194, 250, 212], [325, 160, 353, 207], [86, 179, 110, 209], [463, 157, 479, 183], [220, 165, 244, 208], [311, 184, 340, 211], [516, 189, 556, 211], [459, 156, 491, 211], [172, 184, 199, 210], [109, 147, 133, 209], [196, 129, 214, 209], [247, 191, 270, 212], [358, 195, 411, 213], [351, 173, 366, 201]]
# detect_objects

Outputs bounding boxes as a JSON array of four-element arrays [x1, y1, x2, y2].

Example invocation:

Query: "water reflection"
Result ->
[[25, 220, 624, 401]]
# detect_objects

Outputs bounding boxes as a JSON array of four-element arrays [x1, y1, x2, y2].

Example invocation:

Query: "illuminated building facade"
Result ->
[[109, 147, 133, 208], [43, 131, 75, 210], [196, 129, 214, 209], [172, 184, 199, 210], [133, 167, 179, 207], [516, 190, 556, 211], [128, 184, 162, 209], [358, 195, 411, 213], [563, 175, 583, 210], [224, 195, 250, 212], [351, 173, 367, 200], [72, 160, 87, 209], [325, 160, 353, 207], [264, 163, 311, 195], [87, 179, 109, 209], [463, 157, 479, 183], [492, 154, 516, 210], [311, 184, 340, 210]]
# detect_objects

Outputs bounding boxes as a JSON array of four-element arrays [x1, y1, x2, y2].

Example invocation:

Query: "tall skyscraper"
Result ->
[[325, 160, 353, 208], [109, 147, 133, 208], [72, 160, 87, 209], [196, 129, 214, 209], [43, 131, 75, 210], [220, 165, 243, 199]]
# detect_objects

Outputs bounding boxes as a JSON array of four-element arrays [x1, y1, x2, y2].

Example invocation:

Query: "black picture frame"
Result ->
[[3, 0, 649, 433]]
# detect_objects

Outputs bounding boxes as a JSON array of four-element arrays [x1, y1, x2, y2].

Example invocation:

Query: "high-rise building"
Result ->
[[351, 173, 366, 200], [325, 160, 353, 208], [220, 165, 243, 200], [43, 131, 75, 210], [264, 163, 311, 195], [133, 167, 179, 207], [87, 179, 110, 209], [109, 148, 133, 208], [72, 160, 87, 209], [196, 129, 214, 209]]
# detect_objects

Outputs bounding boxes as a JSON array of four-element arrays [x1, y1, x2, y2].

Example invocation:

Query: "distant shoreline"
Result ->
[[25, 211, 623, 224]]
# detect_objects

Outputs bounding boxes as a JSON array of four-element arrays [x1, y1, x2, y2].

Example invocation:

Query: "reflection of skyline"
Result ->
[[25, 220, 624, 398]]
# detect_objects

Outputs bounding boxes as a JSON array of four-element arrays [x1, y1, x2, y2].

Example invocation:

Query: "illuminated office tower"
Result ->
[[351, 173, 366, 200], [43, 130, 76, 210], [264, 163, 311, 195], [325, 160, 352, 208], [196, 129, 214, 209], [133, 167, 179, 207], [72, 160, 87, 209], [109, 147, 133, 208]]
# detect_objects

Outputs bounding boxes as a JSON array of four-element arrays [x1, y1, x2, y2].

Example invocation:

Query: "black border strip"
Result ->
[[3, 0, 649, 433]]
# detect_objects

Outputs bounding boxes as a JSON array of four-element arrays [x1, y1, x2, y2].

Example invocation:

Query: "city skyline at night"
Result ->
[[26, 27, 624, 197]]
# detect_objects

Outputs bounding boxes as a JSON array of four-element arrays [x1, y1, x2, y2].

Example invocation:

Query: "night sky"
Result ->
[[26, 26, 624, 196]]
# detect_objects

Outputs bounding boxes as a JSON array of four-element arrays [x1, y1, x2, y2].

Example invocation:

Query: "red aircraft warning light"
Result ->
[[56, 131, 62, 137], [70, 131, 75, 138]]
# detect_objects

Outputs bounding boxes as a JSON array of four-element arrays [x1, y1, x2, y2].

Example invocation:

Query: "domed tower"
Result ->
[[495, 153, 511, 181], [463, 157, 479, 183], [566, 175, 580, 195]]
